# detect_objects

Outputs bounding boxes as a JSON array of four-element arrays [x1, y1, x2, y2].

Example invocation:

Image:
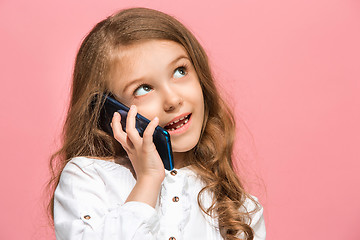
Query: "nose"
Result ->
[[162, 85, 183, 112]]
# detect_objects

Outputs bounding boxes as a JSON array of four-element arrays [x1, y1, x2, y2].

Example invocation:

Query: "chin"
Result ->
[[171, 138, 199, 153]]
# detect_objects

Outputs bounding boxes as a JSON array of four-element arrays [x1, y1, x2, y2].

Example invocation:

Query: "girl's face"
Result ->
[[109, 40, 205, 157]]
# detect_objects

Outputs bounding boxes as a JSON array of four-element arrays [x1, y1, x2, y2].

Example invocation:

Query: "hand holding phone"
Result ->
[[100, 94, 174, 170]]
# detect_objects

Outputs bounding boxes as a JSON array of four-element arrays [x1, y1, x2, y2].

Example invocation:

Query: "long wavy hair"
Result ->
[[48, 7, 259, 240]]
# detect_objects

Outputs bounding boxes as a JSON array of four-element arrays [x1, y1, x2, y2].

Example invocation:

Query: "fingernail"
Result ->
[[154, 116, 158, 121], [130, 105, 136, 110]]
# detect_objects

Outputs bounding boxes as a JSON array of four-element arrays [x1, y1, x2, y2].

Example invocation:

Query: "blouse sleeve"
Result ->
[[54, 160, 159, 240]]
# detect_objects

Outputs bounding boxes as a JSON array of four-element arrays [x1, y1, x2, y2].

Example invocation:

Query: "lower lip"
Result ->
[[166, 115, 192, 135]]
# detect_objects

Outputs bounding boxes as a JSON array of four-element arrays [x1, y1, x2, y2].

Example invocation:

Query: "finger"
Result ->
[[111, 112, 127, 145], [126, 105, 142, 143], [142, 116, 159, 148]]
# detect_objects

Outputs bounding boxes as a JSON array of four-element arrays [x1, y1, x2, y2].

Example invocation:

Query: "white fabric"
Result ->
[[54, 156, 266, 240]]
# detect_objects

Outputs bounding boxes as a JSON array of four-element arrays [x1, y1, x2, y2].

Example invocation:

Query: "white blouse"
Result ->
[[54, 157, 266, 240]]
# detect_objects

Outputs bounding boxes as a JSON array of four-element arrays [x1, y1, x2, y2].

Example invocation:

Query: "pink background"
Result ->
[[1, 0, 359, 239]]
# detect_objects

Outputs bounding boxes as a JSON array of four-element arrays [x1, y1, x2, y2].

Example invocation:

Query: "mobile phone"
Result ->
[[99, 94, 174, 170]]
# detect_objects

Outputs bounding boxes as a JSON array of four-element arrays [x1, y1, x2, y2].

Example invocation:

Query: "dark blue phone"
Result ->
[[100, 94, 174, 170]]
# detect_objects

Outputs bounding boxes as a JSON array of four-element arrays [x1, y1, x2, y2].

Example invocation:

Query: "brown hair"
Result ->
[[48, 7, 259, 240]]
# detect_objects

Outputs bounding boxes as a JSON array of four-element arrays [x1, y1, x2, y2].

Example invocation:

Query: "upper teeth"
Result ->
[[170, 118, 189, 131], [167, 115, 189, 126]]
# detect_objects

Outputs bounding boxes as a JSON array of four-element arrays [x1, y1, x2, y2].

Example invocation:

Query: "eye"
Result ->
[[173, 66, 187, 79], [134, 85, 152, 96]]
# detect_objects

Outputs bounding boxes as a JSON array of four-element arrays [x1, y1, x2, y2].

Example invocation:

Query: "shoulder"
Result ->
[[63, 156, 133, 177], [56, 156, 137, 204], [242, 195, 266, 239], [242, 195, 262, 214], [241, 195, 264, 222], [59, 156, 136, 190], [64, 156, 120, 170]]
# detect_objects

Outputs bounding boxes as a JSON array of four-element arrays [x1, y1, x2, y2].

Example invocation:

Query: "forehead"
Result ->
[[115, 40, 189, 72], [118, 40, 187, 61], [109, 40, 189, 90]]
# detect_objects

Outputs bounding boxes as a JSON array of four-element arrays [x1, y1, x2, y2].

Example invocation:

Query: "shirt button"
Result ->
[[169, 237, 176, 240], [83, 215, 91, 220], [170, 170, 177, 176], [172, 196, 179, 202]]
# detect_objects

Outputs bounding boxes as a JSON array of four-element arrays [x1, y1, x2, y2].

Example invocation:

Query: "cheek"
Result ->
[[136, 100, 161, 120], [181, 78, 203, 101], [191, 84, 204, 108]]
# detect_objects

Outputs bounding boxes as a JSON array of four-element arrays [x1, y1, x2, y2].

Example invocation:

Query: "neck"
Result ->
[[172, 152, 187, 169]]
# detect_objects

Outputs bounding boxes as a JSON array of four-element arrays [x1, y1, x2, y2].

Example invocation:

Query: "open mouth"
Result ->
[[164, 114, 191, 131]]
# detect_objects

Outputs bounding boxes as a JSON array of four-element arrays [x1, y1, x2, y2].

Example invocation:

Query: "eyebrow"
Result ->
[[122, 55, 190, 94]]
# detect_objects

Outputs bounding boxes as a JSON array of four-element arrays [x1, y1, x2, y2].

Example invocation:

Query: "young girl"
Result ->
[[49, 7, 266, 240]]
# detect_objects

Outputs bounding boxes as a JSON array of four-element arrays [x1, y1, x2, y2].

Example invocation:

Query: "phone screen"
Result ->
[[99, 94, 174, 170]]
